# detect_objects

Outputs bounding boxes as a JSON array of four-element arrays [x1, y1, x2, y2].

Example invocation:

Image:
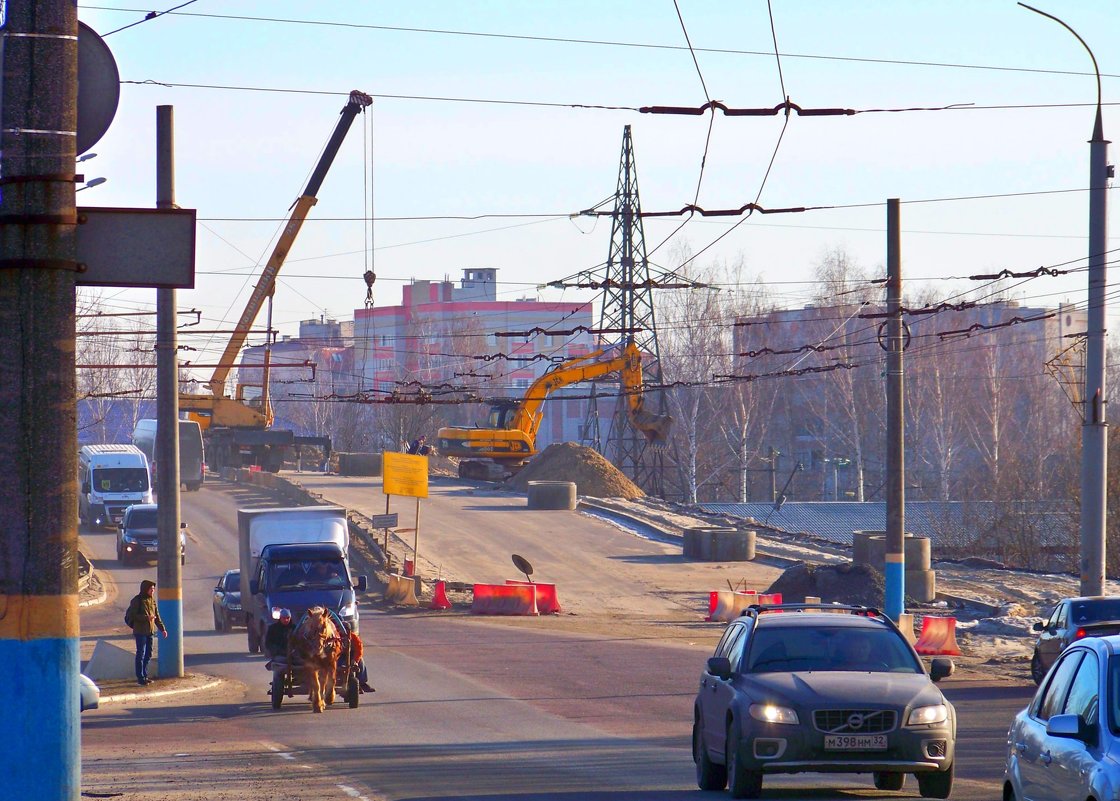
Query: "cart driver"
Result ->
[[264, 608, 294, 670]]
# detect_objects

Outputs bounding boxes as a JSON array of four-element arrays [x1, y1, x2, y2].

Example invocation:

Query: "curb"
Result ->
[[98, 676, 224, 706]]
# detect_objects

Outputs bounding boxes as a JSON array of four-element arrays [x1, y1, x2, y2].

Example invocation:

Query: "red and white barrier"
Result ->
[[914, 616, 962, 656], [706, 591, 785, 622], [505, 580, 561, 614], [471, 583, 539, 616]]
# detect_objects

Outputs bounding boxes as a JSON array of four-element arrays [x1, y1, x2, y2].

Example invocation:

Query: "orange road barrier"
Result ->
[[505, 580, 561, 614], [706, 590, 757, 622], [914, 616, 962, 656], [429, 580, 452, 610], [471, 583, 539, 616], [758, 592, 783, 605]]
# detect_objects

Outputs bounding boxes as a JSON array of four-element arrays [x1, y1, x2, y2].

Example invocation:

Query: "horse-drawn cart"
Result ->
[[268, 606, 361, 712]]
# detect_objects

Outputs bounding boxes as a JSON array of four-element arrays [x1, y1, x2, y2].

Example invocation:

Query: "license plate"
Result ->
[[146, 545, 159, 552], [824, 734, 887, 750]]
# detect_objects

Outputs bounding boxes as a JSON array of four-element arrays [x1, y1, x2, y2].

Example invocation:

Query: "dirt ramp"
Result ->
[[506, 442, 644, 499]]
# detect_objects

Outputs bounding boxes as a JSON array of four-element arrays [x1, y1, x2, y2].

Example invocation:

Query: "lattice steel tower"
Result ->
[[585, 125, 666, 494]]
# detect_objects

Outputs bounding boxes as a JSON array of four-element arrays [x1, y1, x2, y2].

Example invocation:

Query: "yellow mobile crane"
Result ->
[[180, 90, 373, 471], [437, 341, 671, 480]]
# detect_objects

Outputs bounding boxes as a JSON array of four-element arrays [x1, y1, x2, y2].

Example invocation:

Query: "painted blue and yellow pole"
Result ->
[[0, 2, 83, 797]]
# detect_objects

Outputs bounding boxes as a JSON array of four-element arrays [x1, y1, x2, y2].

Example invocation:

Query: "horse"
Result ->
[[291, 606, 343, 713]]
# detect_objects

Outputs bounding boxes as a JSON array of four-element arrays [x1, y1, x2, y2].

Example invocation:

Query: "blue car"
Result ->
[[1006, 635, 1120, 801]]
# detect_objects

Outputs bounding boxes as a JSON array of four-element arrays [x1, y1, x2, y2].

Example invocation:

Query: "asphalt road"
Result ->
[[78, 476, 1035, 800]]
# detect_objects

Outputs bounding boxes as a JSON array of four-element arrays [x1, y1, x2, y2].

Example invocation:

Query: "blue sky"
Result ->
[[75, 1, 1118, 363]]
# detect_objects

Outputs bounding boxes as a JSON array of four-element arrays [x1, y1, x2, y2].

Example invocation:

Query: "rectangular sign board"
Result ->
[[76, 206, 196, 288], [370, 513, 399, 529], [382, 452, 429, 498]]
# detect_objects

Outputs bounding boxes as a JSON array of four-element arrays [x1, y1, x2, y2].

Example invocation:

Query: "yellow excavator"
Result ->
[[437, 341, 672, 480], [180, 90, 373, 471]]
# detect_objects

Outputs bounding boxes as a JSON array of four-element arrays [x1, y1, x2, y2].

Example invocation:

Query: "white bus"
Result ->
[[78, 444, 154, 529], [132, 419, 205, 492]]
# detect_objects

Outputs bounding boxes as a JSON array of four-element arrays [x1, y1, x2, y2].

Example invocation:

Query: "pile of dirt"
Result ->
[[506, 442, 644, 499], [766, 562, 894, 608]]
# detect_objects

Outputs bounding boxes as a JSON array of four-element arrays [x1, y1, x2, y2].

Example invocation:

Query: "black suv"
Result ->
[[116, 504, 186, 566], [693, 604, 956, 799]]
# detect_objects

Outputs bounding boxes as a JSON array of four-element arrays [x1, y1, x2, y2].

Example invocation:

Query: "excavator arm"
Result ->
[[437, 342, 671, 473]]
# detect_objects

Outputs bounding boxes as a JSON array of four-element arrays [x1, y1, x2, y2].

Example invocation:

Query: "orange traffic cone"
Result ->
[[429, 580, 452, 610]]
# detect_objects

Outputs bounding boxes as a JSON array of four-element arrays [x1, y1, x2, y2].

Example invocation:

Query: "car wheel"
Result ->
[[726, 722, 762, 799], [917, 764, 953, 799], [693, 714, 727, 791], [1030, 651, 1045, 685], [874, 772, 905, 791]]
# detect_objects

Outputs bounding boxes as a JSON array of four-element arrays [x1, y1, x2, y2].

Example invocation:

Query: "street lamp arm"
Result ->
[[1019, 3, 1102, 115]]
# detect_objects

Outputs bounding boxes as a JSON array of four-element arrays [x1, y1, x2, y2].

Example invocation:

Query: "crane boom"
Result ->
[[206, 90, 372, 399]]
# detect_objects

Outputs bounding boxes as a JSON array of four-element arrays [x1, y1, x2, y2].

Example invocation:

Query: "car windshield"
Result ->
[[126, 509, 158, 528], [223, 573, 239, 592], [92, 467, 149, 493], [744, 624, 922, 674], [1071, 600, 1120, 624], [269, 560, 348, 590]]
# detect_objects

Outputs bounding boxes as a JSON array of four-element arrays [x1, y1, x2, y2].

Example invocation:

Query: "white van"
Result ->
[[78, 444, 154, 529], [132, 418, 205, 491]]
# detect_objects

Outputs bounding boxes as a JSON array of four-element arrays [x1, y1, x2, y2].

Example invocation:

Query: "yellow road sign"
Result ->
[[383, 452, 429, 498]]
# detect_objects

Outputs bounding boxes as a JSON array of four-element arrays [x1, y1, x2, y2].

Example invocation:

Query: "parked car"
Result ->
[[212, 569, 242, 631], [1006, 635, 1120, 801], [79, 673, 100, 712], [1030, 596, 1120, 684], [692, 603, 956, 799], [116, 504, 186, 566]]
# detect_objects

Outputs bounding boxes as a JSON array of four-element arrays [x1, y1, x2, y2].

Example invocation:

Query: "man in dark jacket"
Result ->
[[125, 579, 167, 685], [265, 608, 295, 668]]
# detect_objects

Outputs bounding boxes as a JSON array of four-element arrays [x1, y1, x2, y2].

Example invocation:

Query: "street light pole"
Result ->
[[1021, 3, 1111, 596]]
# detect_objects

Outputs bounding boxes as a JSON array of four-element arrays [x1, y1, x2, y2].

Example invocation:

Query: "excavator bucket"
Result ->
[[631, 410, 673, 444]]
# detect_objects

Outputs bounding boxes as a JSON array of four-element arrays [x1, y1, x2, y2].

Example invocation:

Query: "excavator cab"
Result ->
[[485, 400, 518, 430]]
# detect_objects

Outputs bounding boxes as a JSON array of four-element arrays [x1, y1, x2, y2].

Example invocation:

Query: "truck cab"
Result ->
[[246, 542, 367, 653]]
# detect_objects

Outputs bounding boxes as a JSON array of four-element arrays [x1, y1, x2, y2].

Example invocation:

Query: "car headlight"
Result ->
[[908, 704, 949, 726], [339, 603, 356, 618], [749, 703, 799, 725]]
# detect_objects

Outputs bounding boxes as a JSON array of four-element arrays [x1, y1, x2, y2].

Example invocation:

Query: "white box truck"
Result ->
[[78, 444, 154, 529], [238, 506, 367, 654]]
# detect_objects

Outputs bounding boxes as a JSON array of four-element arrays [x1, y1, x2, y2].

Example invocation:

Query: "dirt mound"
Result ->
[[506, 442, 644, 499], [766, 562, 892, 608]]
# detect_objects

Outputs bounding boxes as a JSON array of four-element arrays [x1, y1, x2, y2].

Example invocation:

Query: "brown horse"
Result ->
[[291, 606, 343, 713]]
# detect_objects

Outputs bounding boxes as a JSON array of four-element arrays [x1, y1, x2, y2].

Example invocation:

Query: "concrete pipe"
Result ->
[[905, 568, 936, 603], [526, 480, 577, 510], [682, 527, 755, 562], [337, 452, 382, 476], [904, 536, 932, 571], [852, 530, 886, 566]]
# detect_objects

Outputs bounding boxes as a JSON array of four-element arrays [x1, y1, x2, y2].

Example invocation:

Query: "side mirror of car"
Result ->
[[1033, 621, 1045, 632], [355, 575, 368, 592], [81, 482, 91, 495], [929, 657, 955, 682], [249, 579, 260, 595], [707, 656, 732, 680], [1046, 713, 1095, 743]]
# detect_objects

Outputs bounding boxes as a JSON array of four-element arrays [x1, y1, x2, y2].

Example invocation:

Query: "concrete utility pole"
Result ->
[[0, 2, 82, 798], [1020, 3, 1111, 596], [156, 106, 184, 677], [885, 199, 906, 621]]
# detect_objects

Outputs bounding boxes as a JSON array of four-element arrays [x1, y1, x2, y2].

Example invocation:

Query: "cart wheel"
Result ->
[[348, 676, 360, 708], [271, 677, 283, 710]]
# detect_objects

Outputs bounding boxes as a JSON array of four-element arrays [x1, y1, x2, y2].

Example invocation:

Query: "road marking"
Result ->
[[337, 785, 371, 800]]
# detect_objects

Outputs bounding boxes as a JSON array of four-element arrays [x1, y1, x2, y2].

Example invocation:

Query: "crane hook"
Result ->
[[364, 269, 376, 308]]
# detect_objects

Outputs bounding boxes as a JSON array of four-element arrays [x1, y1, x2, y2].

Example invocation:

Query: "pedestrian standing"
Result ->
[[125, 579, 167, 685]]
